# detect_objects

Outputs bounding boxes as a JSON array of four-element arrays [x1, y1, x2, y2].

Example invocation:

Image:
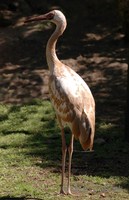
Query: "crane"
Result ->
[[25, 10, 95, 195]]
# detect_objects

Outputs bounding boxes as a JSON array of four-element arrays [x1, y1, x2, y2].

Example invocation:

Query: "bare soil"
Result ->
[[0, 0, 128, 124]]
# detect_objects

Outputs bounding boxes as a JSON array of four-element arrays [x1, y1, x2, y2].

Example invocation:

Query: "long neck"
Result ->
[[46, 23, 66, 74]]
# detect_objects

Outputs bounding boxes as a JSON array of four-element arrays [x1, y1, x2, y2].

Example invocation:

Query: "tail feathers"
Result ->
[[71, 110, 94, 151], [79, 111, 93, 151]]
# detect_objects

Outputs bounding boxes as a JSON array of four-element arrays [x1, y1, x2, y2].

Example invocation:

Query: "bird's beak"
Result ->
[[24, 11, 54, 23]]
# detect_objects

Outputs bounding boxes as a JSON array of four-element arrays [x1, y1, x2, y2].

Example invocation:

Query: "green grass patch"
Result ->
[[0, 100, 129, 199]]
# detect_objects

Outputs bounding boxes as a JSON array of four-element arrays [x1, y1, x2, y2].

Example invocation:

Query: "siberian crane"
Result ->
[[25, 10, 95, 195]]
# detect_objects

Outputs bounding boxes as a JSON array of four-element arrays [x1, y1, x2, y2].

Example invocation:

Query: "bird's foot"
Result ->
[[67, 189, 73, 195], [60, 189, 67, 195], [59, 189, 73, 196], [59, 189, 77, 196], [67, 192, 73, 195]]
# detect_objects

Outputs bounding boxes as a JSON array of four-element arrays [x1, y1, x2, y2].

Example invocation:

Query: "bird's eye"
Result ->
[[47, 13, 54, 20]]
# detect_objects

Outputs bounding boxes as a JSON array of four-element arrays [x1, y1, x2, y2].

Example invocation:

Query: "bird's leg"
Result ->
[[60, 128, 67, 195], [67, 134, 74, 195]]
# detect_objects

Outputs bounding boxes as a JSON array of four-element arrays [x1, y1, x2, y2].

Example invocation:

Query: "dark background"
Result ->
[[0, 0, 128, 126]]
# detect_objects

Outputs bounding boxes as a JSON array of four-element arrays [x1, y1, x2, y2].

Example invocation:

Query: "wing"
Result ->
[[49, 64, 95, 124]]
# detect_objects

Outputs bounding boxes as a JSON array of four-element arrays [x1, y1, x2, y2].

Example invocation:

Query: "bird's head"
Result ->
[[25, 10, 67, 29]]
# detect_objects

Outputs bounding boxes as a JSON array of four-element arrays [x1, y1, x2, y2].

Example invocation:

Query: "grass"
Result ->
[[0, 99, 129, 200]]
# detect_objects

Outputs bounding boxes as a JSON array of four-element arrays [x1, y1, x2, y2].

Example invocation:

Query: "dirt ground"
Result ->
[[0, 0, 128, 124]]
